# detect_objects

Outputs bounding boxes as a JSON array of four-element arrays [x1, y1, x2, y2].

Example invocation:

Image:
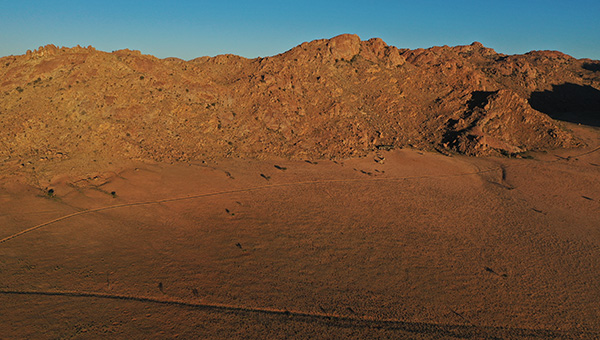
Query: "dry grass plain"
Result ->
[[1, 124, 599, 339]]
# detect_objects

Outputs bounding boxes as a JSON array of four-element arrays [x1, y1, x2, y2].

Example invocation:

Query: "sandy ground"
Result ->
[[1, 125, 599, 339]]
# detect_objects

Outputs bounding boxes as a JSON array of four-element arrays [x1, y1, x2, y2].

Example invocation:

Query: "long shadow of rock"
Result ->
[[529, 83, 600, 127]]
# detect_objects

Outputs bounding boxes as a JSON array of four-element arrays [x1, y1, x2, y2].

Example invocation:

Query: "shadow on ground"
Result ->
[[529, 83, 600, 127]]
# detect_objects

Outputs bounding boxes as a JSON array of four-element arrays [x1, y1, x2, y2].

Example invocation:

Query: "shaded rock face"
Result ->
[[0, 35, 598, 166], [529, 83, 600, 127]]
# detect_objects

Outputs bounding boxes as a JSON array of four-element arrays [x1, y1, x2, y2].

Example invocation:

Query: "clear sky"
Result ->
[[1, 0, 599, 60]]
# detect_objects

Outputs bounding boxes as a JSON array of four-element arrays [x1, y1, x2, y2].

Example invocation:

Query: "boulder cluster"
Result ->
[[1, 34, 598, 167]]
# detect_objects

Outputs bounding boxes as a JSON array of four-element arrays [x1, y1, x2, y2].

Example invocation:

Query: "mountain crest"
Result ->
[[1, 35, 598, 167]]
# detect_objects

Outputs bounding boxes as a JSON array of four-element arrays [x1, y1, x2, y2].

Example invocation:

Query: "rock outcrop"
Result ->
[[1, 35, 598, 170]]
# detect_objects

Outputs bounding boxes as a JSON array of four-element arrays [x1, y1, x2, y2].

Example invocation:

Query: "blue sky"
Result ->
[[1, 1, 599, 60]]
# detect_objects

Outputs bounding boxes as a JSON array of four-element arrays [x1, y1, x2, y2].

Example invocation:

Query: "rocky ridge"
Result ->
[[1, 34, 599, 172]]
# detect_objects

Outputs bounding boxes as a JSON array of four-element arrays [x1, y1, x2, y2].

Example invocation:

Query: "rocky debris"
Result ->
[[442, 90, 579, 155], [0, 34, 598, 173]]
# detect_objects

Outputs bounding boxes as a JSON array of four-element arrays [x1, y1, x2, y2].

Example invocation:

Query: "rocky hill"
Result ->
[[1, 34, 599, 170]]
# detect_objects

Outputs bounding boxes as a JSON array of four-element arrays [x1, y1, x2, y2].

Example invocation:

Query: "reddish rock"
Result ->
[[0, 34, 597, 172], [327, 34, 361, 61]]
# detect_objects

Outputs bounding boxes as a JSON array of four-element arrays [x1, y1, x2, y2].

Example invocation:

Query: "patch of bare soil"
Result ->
[[1, 123, 599, 339]]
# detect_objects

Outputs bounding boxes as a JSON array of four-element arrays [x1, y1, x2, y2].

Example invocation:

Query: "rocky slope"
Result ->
[[1, 34, 599, 169]]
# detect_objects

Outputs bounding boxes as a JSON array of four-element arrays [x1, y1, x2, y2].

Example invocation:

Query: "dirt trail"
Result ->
[[0, 289, 592, 339], [0, 164, 504, 245], [1, 145, 599, 339], [4, 142, 598, 246]]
